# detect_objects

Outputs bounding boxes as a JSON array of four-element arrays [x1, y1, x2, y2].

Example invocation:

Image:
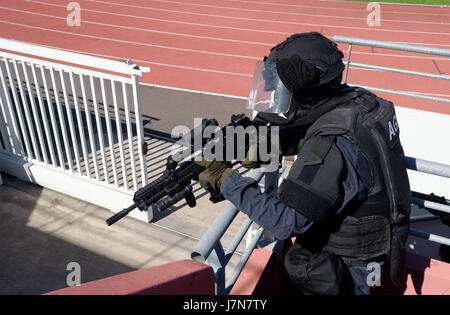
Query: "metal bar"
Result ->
[[69, 72, 91, 178], [80, 74, 100, 180], [347, 62, 450, 81], [13, 59, 41, 161], [21, 61, 48, 164], [4, 58, 31, 157], [333, 36, 450, 57], [0, 60, 23, 156], [191, 168, 265, 263], [122, 82, 137, 190], [131, 74, 147, 187], [409, 229, 450, 246], [31, 63, 57, 166], [225, 226, 264, 294], [0, 95, 11, 152], [226, 167, 284, 291], [191, 202, 240, 263], [0, 38, 147, 76], [412, 197, 450, 215], [22, 61, 48, 164], [344, 44, 352, 84], [89, 75, 109, 184], [206, 243, 226, 295], [40, 65, 65, 169], [100, 78, 118, 186], [410, 214, 440, 223], [0, 51, 134, 85], [50, 67, 73, 171], [111, 80, 128, 190], [355, 84, 450, 104], [224, 217, 253, 265], [60, 70, 82, 175], [405, 156, 450, 178]]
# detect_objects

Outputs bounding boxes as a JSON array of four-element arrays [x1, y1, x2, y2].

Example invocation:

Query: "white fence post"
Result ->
[[0, 37, 150, 216]]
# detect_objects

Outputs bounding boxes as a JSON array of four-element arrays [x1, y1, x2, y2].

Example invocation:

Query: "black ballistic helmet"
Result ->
[[254, 32, 348, 155], [265, 32, 345, 93]]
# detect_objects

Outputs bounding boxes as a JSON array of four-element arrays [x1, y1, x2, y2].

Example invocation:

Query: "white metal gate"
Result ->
[[0, 38, 151, 219]]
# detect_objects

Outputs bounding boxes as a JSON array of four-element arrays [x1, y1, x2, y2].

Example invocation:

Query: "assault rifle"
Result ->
[[106, 113, 255, 226]]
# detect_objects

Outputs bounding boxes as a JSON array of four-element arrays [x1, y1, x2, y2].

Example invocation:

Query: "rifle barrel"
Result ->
[[106, 203, 138, 226]]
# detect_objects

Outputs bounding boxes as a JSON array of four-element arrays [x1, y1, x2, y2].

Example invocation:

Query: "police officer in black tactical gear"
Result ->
[[196, 32, 412, 295]]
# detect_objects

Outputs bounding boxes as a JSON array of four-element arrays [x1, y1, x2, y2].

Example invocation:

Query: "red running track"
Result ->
[[0, 0, 449, 114]]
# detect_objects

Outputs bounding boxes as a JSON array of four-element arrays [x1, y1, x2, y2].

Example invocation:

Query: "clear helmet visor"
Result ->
[[247, 61, 293, 114]]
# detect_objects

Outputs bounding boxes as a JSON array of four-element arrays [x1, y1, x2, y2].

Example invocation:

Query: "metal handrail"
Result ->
[[409, 229, 450, 247], [405, 156, 450, 179], [412, 198, 450, 215], [405, 153, 450, 247], [191, 166, 284, 295], [333, 35, 450, 57], [344, 62, 450, 81], [0, 38, 149, 76], [333, 35, 450, 105], [190, 168, 265, 264]]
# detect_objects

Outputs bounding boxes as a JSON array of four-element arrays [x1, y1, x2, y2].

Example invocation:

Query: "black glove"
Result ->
[[195, 159, 236, 193]]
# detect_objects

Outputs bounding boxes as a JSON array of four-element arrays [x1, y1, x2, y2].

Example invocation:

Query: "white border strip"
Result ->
[[0, 37, 146, 76], [0, 51, 133, 83]]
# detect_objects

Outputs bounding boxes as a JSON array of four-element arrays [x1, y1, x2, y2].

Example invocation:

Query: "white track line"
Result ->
[[136, 0, 450, 25], [3, 9, 450, 64], [11, 6, 450, 53], [2, 8, 450, 64], [0, 20, 260, 60], [0, 6, 275, 47], [0, 26, 253, 76], [86, 0, 450, 36], [225, 0, 450, 16], [2, 37, 448, 99], [24, 1, 450, 49], [28, 0, 290, 35]]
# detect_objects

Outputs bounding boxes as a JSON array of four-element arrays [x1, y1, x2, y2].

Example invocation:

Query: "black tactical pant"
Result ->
[[284, 242, 356, 295]]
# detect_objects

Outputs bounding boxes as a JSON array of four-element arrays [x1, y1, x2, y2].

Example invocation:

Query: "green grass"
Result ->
[[348, 0, 450, 5]]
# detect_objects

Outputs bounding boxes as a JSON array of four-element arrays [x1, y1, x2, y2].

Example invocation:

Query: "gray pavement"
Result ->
[[0, 174, 195, 294], [0, 85, 270, 295], [0, 173, 250, 295], [139, 84, 251, 137]]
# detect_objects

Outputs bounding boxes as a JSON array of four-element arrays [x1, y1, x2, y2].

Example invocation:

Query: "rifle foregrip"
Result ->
[[156, 185, 193, 212]]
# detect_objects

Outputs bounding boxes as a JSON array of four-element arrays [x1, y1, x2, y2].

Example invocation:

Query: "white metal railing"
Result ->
[[0, 38, 150, 198]]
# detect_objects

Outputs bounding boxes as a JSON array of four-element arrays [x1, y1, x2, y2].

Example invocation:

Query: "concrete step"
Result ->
[[0, 174, 242, 294]]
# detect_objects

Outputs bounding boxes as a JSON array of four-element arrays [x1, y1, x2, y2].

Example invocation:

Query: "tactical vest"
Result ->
[[280, 89, 411, 286]]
